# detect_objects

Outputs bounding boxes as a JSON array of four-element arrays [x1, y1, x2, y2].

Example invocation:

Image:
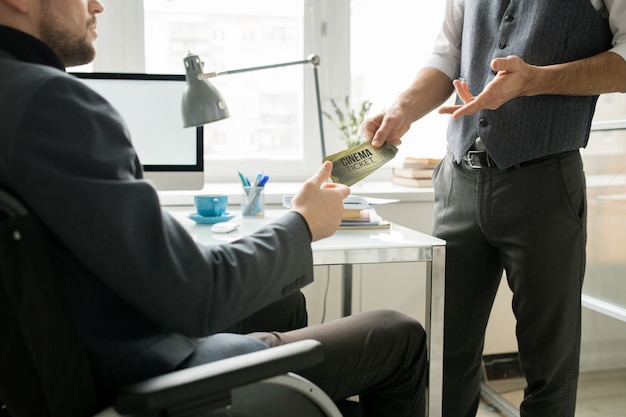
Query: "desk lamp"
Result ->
[[181, 52, 326, 156]]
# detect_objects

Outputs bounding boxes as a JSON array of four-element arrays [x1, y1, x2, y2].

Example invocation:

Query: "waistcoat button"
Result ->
[[498, 41, 506, 49], [479, 118, 489, 127], [504, 15, 515, 22]]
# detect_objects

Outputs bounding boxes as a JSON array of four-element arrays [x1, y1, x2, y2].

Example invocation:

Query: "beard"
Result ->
[[39, 14, 97, 68]]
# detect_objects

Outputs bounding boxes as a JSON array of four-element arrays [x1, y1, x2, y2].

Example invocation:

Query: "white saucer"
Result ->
[[187, 212, 236, 224]]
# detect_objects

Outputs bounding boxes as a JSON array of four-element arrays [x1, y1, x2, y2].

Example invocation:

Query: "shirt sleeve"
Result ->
[[422, 0, 464, 80], [603, 0, 626, 60], [423, 0, 626, 78]]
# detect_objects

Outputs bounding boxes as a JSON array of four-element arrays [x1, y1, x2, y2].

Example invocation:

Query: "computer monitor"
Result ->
[[72, 72, 204, 190]]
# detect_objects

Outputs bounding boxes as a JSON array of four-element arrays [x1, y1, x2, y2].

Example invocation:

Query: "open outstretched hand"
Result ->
[[438, 55, 532, 119]]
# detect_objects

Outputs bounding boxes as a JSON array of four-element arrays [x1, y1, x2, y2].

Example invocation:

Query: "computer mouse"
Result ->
[[211, 222, 240, 233]]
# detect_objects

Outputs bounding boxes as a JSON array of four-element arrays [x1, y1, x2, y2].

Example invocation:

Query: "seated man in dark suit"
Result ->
[[0, 1, 427, 416]]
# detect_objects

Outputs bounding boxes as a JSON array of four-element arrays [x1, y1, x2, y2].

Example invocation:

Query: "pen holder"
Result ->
[[242, 186, 265, 217]]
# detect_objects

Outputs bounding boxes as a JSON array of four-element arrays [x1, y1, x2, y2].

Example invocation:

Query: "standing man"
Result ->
[[0, 1, 428, 417], [363, 1, 626, 416]]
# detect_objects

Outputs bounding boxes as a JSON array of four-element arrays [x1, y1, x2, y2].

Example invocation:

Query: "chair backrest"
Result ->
[[0, 189, 101, 417]]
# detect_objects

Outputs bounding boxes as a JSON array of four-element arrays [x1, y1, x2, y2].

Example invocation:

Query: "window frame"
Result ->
[[92, 0, 350, 182]]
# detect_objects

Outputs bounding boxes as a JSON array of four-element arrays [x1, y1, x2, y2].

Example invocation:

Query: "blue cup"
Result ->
[[194, 195, 228, 217]]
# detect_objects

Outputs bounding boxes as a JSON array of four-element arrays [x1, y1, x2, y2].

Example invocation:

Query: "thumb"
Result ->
[[491, 57, 507, 73], [491, 55, 521, 74], [308, 160, 333, 187]]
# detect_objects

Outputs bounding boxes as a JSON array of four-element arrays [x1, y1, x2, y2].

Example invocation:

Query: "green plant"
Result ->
[[323, 96, 372, 148]]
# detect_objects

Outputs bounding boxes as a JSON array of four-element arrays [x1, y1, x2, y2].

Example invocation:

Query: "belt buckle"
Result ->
[[467, 150, 485, 168]]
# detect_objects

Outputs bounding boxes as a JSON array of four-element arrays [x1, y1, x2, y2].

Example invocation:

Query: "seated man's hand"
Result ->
[[290, 161, 350, 241]]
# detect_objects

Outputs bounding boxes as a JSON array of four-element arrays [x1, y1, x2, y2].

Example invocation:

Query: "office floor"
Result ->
[[477, 368, 626, 416], [476, 401, 505, 416]]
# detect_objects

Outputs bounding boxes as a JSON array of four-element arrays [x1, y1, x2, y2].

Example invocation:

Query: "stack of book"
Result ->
[[282, 195, 390, 229], [391, 157, 441, 187], [283, 194, 371, 210], [339, 207, 390, 229]]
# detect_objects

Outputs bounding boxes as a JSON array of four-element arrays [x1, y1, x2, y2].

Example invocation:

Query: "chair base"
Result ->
[[208, 373, 342, 417]]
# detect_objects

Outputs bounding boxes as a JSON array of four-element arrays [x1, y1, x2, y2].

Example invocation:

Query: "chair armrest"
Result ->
[[115, 339, 324, 415]]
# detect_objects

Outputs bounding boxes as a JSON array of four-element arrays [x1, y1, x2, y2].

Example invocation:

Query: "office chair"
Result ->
[[0, 188, 343, 417]]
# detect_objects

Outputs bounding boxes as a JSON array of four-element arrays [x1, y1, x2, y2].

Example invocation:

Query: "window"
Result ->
[[87, 0, 451, 182], [581, 93, 626, 313], [143, 0, 319, 182], [350, 0, 449, 162], [82, 1, 625, 184], [89, 0, 335, 181]]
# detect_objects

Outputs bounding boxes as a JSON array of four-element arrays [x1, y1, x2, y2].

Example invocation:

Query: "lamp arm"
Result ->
[[198, 54, 326, 157], [311, 64, 326, 156], [197, 54, 320, 79]]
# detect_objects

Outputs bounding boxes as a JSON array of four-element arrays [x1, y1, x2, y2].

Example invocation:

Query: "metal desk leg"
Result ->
[[342, 265, 353, 317], [426, 246, 445, 417]]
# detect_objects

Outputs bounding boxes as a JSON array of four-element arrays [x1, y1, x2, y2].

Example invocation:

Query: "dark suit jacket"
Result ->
[[0, 26, 314, 401]]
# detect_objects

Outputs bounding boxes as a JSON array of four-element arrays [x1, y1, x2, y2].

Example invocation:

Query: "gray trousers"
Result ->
[[433, 150, 587, 417]]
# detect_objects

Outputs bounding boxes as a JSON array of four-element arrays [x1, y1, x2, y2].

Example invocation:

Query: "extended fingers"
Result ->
[[437, 104, 461, 115], [438, 79, 474, 116], [453, 79, 474, 103]]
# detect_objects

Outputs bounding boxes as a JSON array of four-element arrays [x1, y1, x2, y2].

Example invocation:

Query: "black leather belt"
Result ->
[[462, 150, 576, 170], [464, 150, 496, 168]]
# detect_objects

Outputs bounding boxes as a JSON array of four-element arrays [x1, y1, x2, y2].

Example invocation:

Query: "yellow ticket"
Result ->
[[324, 142, 398, 186]]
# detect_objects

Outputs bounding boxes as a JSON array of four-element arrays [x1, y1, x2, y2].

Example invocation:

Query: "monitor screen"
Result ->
[[72, 72, 204, 190]]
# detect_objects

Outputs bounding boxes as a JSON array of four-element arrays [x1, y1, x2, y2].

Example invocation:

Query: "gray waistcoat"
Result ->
[[448, 0, 613, 169]]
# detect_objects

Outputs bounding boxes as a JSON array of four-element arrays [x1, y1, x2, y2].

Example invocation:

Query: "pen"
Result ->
[[237, 171, 249, 187], [258, 175, 269, 187], [253, 172, 263, 187]]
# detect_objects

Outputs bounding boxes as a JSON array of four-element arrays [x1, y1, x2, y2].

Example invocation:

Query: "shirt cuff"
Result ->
[[608, 43, 626, 65]]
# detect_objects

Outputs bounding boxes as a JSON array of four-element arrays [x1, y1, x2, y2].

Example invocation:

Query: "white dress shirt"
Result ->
[[426, 0, 626, 80]]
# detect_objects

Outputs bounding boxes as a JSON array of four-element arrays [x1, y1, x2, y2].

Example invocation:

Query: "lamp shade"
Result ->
[[180, 52, 326, 157], [182, 53, 230, 127]]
